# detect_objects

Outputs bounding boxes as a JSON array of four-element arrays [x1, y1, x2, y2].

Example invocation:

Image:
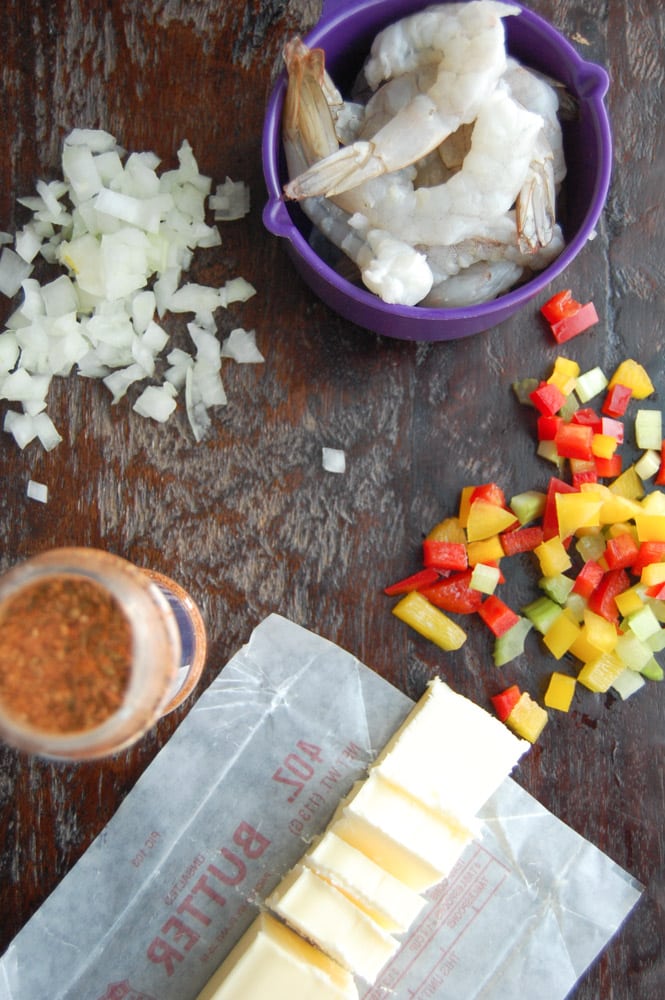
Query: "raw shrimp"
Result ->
[[284, 1, 520, 200], [340, 83, 544, 247], [281, 38, 433, 305], [422, 259, 524, 307], [422, 214, 565, 281], [502, 58, 566, 251]]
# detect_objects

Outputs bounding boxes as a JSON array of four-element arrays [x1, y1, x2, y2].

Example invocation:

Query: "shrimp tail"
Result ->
[[284, 141, 384, 200], [516, 140, 556, 252]]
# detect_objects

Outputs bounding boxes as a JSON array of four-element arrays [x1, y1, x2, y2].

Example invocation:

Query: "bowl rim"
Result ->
[[262, 0, 612, 328]]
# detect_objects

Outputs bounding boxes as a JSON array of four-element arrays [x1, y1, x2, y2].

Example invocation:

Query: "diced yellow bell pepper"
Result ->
[[426, 516, 466, 543], [544, 672, 576, 712], [641, 562, 665, 586], [608, 359, 655, 399], [458, 486, 476, 528], [598, 495, 642, 525], [466, 499, 517, 542], [583, 608, 619, 652], [555, 492, 603, 538], [592, 433, 619, 459], [543, 609, 581, 658], [467, 535, 504, 566], [615, 586, 646, 617], [392, 591, 467, 651], [635, 512, 665, 542], [505, 692, 548, 743], [569, 632, 606, 665], [547, 357, 579, 395], [577, 651, 625, 692], [534, 536, 573, 577]]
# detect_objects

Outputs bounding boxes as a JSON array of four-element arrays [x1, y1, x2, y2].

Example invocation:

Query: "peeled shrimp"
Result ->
[[284, 1, 520, 200]]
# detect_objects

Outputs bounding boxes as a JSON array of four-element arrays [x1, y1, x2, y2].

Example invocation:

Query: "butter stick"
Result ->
[[194, 912, 358, 1000], [372, 678, 529, 819], [266, 865, 399, 983]]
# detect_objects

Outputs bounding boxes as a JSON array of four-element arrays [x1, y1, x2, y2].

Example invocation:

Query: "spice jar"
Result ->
[[0, 547, 207, 760]]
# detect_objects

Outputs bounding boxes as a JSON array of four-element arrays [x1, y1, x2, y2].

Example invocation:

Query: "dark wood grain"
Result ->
[[1, 1, 663, 997]]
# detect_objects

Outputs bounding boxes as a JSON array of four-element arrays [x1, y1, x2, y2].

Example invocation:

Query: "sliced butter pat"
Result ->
[[305, 829, 426, 934], [373, 678, 529, 819], [331, 772, 476, 892], [195, 912, 358, 1000], [266, 864, 399, 984]]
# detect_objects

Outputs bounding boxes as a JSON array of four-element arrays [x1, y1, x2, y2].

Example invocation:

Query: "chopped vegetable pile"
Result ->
[[386, 291, 664, 743], [0, 128, 262, 451]]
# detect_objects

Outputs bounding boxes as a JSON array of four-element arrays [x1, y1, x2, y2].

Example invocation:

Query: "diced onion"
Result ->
[[322, 447, 346, 474], [26, 479, 49, 503], [0, 130, 263, 449]]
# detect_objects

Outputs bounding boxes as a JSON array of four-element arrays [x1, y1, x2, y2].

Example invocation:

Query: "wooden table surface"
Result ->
[[1, 0, 663, 996]]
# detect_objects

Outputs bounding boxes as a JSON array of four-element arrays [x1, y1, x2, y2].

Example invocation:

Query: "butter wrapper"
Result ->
[[0, 614, 643, 999]]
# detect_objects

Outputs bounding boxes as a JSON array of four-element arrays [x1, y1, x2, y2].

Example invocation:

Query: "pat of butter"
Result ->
[[266, 864, 399, 983], [331, 772, 477, 892], [195, 912, 358, 1000], [305, 829, 426, 934], [373, 678, 530, 819]]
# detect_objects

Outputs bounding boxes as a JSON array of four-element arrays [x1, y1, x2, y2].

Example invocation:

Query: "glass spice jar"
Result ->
[[0, 547, 207, 760]]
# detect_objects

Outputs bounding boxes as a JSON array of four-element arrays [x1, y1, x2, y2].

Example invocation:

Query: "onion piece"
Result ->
[[322, 447, 346, 474], [26, 479, 49, 503], [221, 327, 264, 363], [132, 383, 177, 422], [0, 248, 33, 297]]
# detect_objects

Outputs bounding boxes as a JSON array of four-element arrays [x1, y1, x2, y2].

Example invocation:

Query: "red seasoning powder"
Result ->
[[0, 575, 132, 733]]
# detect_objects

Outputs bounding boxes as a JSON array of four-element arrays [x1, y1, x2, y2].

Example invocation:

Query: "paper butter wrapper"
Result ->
[[0, 614, 643, 1000]]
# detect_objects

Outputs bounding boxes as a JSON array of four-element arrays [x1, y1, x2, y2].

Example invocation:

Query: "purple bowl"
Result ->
[[262, 0, 611, 341]]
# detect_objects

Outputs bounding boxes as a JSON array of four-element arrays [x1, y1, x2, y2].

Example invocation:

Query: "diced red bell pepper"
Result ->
[[604, 532, 640, 570], [542, 477, 578, 541], [587, 568, 631, 623], [419, 569, 484, 615], [478, 595, 520, 637], [541, 290, 600, 343], [654, 442, 665, 487], [554, 422, 594, 460], [631, 541, 665, 573], [541, 290, 576, 324], [549, 302, 599, 343], [469, 482, 506, 507], [572, 468, 599, 488], [537, 414, 562, 441], [572, 559, 605, 598], [529, 380, 567, 416], [594, 453, 623, 478], [384, 567, 442, 596], [500, 524, 545, 556], [422, 539, 468, 572], [572, 408, 602, 432], [602, 383, 632, 418], [491, 684, 522, 723]]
